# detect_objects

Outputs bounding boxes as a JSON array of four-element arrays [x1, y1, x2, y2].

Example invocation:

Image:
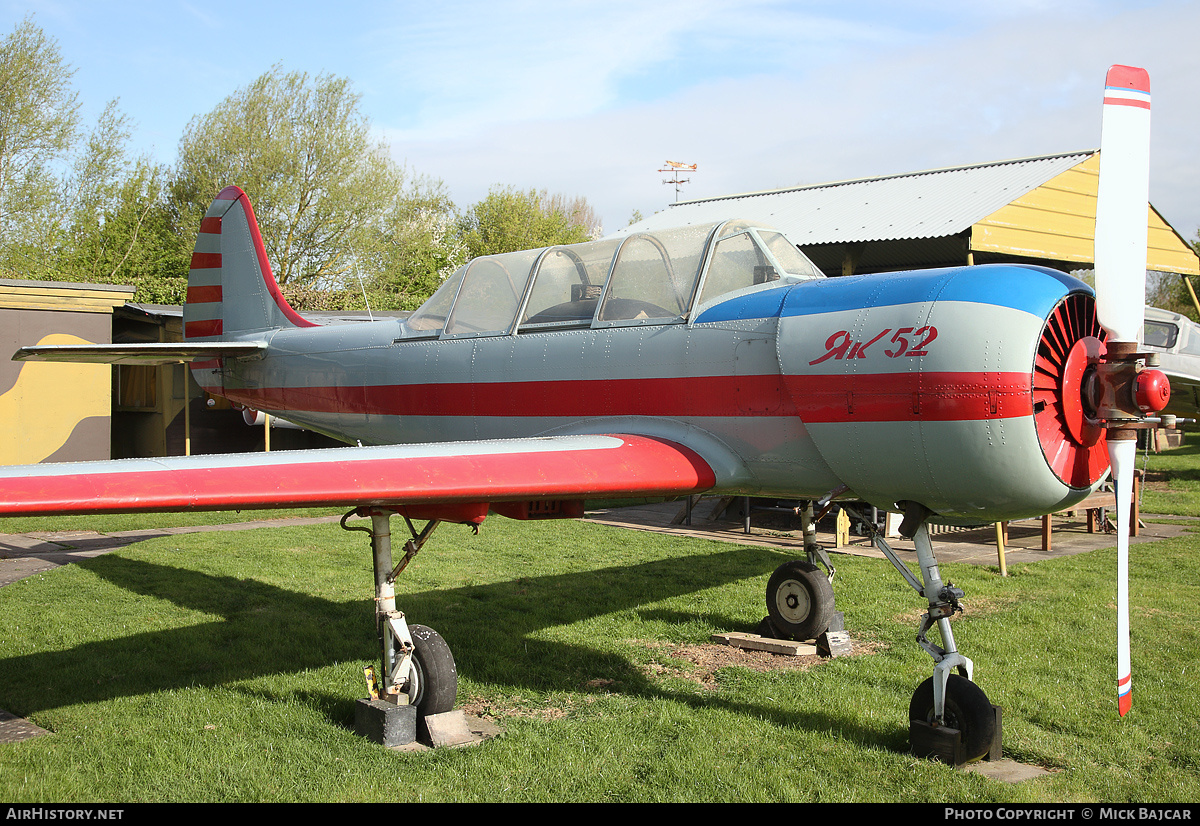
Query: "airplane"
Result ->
[[1142, 305, 1200, 421], [0, 65, 1167, 762]]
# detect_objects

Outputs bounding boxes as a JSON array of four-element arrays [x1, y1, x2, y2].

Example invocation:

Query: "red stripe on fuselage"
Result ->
[[784, 372, 1033, 422], [221, 371, 1033, 422]]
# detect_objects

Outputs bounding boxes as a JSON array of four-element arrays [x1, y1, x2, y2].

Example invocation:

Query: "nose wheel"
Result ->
[[909, 674, 997, 763]]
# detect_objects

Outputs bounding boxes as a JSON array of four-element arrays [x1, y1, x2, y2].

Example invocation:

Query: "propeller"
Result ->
[[1093, 65, 1153, 717]]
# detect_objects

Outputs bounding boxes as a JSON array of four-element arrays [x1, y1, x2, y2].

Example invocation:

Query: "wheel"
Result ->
[[765, 560, 835, 641], [909, 675, 996, 762], [755, 616, 780, 639], [405, 624, 457, 715]]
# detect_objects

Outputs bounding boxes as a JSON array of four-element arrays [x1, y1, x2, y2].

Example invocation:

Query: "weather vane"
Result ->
[[658, 160, 696, 202]]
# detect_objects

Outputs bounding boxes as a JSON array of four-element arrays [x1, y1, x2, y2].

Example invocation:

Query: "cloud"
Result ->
[[382, 0, 1200, 238]]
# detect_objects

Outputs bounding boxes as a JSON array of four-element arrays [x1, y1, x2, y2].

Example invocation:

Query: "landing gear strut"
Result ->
[[341, 508, 458, 714], [849, 501, 1001, 764]]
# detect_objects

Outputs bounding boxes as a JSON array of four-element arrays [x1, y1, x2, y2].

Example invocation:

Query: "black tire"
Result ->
[[765, 560, 835, 641], [909, 675, 996, 762], [407, 624, 457, 715], [756, 616, 780, 639]]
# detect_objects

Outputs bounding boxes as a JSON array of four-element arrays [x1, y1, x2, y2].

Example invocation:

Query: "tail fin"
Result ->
[[183, 186, 316, 340]]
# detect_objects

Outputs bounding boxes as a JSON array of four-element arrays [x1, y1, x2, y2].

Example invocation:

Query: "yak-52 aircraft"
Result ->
[[1, 66, 1169, 761]]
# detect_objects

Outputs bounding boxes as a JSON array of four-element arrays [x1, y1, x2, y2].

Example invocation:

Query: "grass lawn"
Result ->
[[2, 443, 1199, 802]]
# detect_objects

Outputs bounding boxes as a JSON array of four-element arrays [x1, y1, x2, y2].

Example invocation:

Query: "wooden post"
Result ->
[[994, 523, 1007, 576], [835, 508, 850, 547], [183, 365, 191, 457]]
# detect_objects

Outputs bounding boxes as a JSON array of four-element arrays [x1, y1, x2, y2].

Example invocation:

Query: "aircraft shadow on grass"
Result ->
[[0, 541, 903, 751]]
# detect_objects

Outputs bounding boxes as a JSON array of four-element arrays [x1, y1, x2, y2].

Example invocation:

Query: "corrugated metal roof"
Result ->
[[617, 151, 1096, 245]]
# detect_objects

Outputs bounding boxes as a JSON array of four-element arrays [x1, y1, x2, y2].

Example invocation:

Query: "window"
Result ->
[[695, 222, 822, 309], [520, 239, 620, 328], [403, 247, 541, 337], [1144, 320, 1179, 349], [597, 224, 713, 323], [405, 267, 465, 333], [698, 231, 772, 307], [445, 250, 539, 335]]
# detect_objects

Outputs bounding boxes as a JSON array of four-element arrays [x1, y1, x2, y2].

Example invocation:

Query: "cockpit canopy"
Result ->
[[403, 219, 821, 338]]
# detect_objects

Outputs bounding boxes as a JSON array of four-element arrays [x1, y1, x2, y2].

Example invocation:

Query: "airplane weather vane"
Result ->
[[659, 160, 696, 202]]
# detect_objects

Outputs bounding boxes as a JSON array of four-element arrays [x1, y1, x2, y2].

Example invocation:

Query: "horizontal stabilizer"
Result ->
[[12, 341, 267, 365]]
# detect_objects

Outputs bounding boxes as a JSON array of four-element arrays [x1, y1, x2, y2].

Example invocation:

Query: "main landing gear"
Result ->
[[762, 502, 841, 642], [341, 507, 467, 747]]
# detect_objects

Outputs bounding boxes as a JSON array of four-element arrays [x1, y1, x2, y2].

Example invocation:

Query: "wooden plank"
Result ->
[[711, 631, 816, 656]]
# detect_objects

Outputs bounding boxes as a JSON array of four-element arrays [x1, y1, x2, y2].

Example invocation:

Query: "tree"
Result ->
[[457, 185, 600, 260], [0, 17, 185, 297], [355, 173, 464, 311], [170, 66, 421, 294], [0, 16, 80, 260]]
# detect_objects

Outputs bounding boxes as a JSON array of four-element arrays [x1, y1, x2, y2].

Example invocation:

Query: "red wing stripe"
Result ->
[[0, 435, 715, 516], [199, 217, 222, 234], [220, 372, 1032, 423]]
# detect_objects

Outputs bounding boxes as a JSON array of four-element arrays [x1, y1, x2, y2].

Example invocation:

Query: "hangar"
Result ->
[[625, 150, 1200, 283]]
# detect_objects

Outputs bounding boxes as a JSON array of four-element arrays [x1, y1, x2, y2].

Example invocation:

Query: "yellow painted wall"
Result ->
[[1, 280, 131, 465], [0, 333, 110, 464], [970, 154, 1199, 276]]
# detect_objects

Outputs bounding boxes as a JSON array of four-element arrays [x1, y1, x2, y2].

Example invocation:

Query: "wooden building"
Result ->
[[0, 279, 133, 464]]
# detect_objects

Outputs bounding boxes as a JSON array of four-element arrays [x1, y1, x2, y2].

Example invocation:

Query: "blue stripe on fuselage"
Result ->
[[695, 264, 1090, 324]]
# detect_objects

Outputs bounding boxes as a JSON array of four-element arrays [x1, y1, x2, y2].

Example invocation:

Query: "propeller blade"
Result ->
[[1094, 65, 1151, 717], [1110, 438, 1135, 716], [1094, 65, 1151, 342]]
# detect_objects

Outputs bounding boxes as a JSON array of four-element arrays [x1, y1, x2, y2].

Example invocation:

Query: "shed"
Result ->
[[0, 279, 133, 464], [624, 151, 1199, 279]]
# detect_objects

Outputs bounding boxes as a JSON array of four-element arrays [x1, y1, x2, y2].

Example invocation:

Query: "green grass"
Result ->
[[2, 496, 1200, 802], [0, 507, 345, 535], [1139, 438, 1200, 516]]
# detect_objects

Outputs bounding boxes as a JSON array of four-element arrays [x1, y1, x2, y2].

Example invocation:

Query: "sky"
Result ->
[[7, 0, 1200, 241]]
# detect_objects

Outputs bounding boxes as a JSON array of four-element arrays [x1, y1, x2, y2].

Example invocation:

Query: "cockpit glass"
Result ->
[[521, 239, 620, 326], [405, 267, 465, 332], [598, 223, 714, 322], [404, 219, 817, 336], [698, 231, 773, 307], [759, 230, 821, 277], [444, 249, 540, 335], [1144, 320, 1179, 349]]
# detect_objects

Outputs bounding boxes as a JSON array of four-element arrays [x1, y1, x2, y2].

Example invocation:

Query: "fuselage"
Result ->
[[194, 251, 1106, 524]]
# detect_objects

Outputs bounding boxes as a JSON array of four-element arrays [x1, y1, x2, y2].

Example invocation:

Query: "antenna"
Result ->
[[658, 160, 696, 203], [352, 261, 374, 321]]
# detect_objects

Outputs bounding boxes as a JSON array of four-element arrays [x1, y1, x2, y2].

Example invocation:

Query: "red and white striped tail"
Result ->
[[182, 185, 315, 341]]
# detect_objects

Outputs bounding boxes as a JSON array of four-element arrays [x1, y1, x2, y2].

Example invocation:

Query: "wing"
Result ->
[[13, 341, 267, 365], [0, 434, 716, 522]]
